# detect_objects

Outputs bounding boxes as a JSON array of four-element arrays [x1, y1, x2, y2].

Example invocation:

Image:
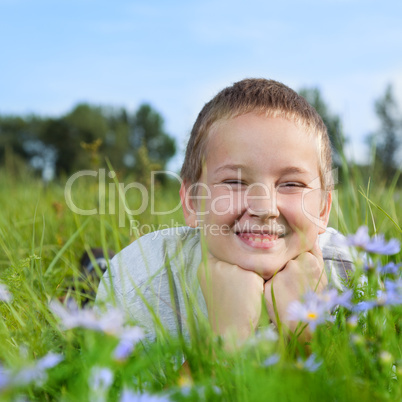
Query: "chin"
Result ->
[[233, 256, 284, 280]]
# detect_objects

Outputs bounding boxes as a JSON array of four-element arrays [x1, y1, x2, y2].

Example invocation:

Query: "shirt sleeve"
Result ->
[[95, 230, 190, 342], [319, 227, 354, 291]]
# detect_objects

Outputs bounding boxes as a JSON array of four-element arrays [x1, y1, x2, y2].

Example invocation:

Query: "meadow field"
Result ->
[[0, 161, 401, 401]]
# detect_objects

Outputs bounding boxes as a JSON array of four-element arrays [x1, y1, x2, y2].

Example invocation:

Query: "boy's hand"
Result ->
[[264, 239, 328, 337], [198, 253, 264, 342]]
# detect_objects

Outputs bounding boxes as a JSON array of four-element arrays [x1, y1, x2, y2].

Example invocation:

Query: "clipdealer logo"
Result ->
[[64, 168, 339, 230], [64, 169, 182, 227]]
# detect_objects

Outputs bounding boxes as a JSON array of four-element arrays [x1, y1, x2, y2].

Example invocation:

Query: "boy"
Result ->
[[96, 78, 353, 343]]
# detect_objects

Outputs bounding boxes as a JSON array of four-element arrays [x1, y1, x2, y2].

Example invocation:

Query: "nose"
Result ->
[[245, 183, 279, 220]]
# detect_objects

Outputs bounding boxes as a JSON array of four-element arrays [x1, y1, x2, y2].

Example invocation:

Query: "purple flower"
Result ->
[[347, 315, 359, 329], [251, 325, 278, 344], [114, 340, 133, 361], [0, 367, 10, 390], [37, 352, 64, 370], [385, 278, 402, 292], [113, 327, 144, 361], [51, 299, 145, 361], [288, 296, 328, 331], [352, 279, 402, 311], [306, 289, 338, 309], [366, 237, 400, 255], [262, 354, 280, 367], [383, 279, 402, 305], [334, 289, 353, 309], [311, 288, 353, 310], [373, 280, 402, 306], [89, 366, 113, 390], [352, 300, 377, 312], [50, 299, 125, 334], [288, 289, 352, 330], [364, 261, 401, 275], [5, 352, 64, 387], [345, 226, 371, 248], [345, 226, 400, 255], [378, 262, 401, 275], [12, 367, 47, 387], [120, 389, 171, 401], [296, 354, 322, 372], [0, 282, 12, 303], [89, 366, 114, 402]]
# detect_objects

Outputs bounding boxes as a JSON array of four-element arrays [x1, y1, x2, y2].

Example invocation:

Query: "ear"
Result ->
[[318, 190, 332, 234], [180, 181, 198, 228]]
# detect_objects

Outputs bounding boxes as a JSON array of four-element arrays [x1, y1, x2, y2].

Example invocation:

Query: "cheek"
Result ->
[[299, 189, 325, 228], [279, 196, 318, 251], [279, 193, 318, 229], [209, 190, 245, 217]]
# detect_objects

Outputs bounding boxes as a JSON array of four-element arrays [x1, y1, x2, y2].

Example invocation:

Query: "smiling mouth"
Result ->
[[236, 232, 284, 241], [235, 231, 285, 248]]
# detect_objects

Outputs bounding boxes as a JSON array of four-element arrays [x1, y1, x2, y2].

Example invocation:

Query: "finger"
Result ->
[[293, 248, 324, 280]]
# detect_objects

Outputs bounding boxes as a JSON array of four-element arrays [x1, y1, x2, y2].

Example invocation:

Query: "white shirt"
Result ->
[[96, 226, 353, 342]]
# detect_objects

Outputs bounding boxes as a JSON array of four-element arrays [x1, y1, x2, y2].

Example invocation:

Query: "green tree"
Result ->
[[0, 115, 44, 163], [103, 107, 132, 171], [40, 104, 109, 175], [104, 103, 176, 178], [299, 87, 346, 165], [0, 102, 176, 180], [0, 114, 47, 176], [369, 84, 402, 177], [130, 104, 176, 171]]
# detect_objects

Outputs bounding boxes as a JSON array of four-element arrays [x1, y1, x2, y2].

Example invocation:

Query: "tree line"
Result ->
[[0, 103, 176, 180], [300, 85, 401, 181], [0, 85, 400, 181]]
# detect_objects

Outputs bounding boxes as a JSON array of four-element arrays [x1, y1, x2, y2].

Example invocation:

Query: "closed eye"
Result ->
[[222, 180, 247, 188], [276, 182, 307, 194]]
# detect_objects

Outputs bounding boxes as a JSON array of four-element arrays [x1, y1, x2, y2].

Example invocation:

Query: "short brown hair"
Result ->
[[181, 78, 333, 191]]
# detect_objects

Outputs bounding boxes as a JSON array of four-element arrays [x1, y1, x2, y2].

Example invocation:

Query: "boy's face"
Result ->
[[181, 113, 331, 280]]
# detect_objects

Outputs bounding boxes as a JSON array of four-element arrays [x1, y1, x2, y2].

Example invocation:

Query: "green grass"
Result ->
[[0, 163, 401, 401]]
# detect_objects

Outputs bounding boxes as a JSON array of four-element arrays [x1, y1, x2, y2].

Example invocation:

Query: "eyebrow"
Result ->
[[214, 164, 247, 174], [214, 164, 310, 175], [278, 166, 310, 175]]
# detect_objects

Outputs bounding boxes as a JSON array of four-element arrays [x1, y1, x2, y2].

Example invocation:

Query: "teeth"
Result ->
[[240, 234, 279, 242]]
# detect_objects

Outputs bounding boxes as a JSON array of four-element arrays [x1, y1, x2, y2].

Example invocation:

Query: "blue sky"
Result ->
[[1, 0, 401, 170]]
